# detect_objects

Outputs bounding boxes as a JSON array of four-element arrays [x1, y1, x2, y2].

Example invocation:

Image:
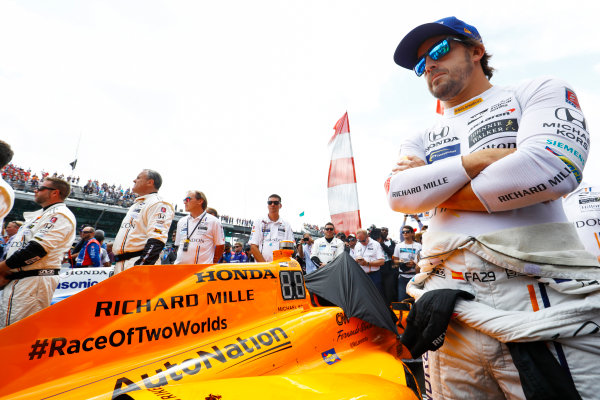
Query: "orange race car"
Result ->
[[0, 243, 420, 400]]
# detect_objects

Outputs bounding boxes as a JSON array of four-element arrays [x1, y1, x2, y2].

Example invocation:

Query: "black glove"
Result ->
[[400, 289, 474, 358]]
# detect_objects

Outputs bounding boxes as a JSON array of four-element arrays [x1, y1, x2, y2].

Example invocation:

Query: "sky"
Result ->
[[1, 0, 599, 240]]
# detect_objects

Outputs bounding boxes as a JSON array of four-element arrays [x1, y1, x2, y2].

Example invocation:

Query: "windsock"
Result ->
[[328, 112, 361, 235]]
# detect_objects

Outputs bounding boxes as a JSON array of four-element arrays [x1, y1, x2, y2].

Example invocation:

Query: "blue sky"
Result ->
[[1, 0, 598, 239]]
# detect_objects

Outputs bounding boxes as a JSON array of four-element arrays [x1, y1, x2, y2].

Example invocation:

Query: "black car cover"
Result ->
[[304, 252, 399, 336]]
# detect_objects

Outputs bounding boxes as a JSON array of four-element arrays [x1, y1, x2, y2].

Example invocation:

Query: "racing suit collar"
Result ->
[[42, 202, 65, 211]]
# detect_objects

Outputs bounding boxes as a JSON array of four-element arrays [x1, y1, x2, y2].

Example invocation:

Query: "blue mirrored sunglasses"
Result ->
[[414, 37, 467, 77]]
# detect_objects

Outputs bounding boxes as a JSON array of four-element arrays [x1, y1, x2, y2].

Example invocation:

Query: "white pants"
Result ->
[[0, 275, 60, 328], [422, 250, 600, 399], [113, 256, 140, 274]]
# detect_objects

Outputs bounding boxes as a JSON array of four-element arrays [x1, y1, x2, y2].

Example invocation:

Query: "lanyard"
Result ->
[[186, 211, 207, 241]]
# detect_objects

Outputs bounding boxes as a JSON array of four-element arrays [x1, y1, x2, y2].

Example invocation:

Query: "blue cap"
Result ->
[[394, 16, 482, 70]]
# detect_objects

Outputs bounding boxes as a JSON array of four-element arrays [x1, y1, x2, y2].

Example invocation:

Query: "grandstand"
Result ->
[[2, 165, 311, 244]]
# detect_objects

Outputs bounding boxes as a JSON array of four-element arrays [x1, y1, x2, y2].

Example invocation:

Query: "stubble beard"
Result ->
[[428, 51, 473, 101]]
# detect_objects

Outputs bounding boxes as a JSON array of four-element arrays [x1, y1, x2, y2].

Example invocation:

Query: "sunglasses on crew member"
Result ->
[[267, 200, 280, 205], [414, 36, 468, 77], [36, 185, 58, 192], [324, 228, 334, 231], [183, 197, 192, 203], [402, 230, 412, 234]]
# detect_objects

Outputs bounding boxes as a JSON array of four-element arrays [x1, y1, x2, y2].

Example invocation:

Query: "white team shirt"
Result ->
[[311, 237, 345, 266], [113, 193, 174, 255], [174, 212, 224, 264], [387, 77, 589, 237], [393, 241, 422, 277], [249, 215, 294, 262], [6, 202, 76, 271], [562, 183, 600, 257], [0, 176, 15, 230], [352, 237, 385, 274]]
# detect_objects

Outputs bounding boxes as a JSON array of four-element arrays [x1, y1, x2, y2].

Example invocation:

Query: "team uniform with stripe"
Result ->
[[0, 202, 75, 328], [174, 212, 224, 264], [387, 78, 599, 399], [113, 193, 174, 273]]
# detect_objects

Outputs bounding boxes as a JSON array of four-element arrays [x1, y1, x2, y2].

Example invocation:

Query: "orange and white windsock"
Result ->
[[328, 112, 361, 235]]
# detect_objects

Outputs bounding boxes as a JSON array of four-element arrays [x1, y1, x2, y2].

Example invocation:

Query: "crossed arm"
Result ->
[[392, 148, 516, 211]]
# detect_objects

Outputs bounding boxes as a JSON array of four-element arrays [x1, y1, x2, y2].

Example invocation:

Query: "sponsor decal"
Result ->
[[321, 348, 341, 365], [50, 217, 58, 223], [555, 107, 587, 131], [207, 290, 254, 305], [423, 177, 449, 190], [29, 317, 229, 360], [425, 136, 459, 152], [161, 207, 167, 212], [111, 327, 290, 398], [426, 143, 461, 164], [545, 146, 583, 184], [468, 108, 489, 125], [336, 312, 350, 326], [95, 295, 201, 317], [547, 166, 573, 187], [575, 218, 600, 227], [468, 108, 516, 131], [490, 97, 512, 112], [468, 119, 518, 147], [565, 88, 581, 110], [336, 321, 373, 341], [58, 279, 99, 290], [153, 229, 162, 234], [384, 176, 391, 194], [391, 185, 422, 198], [195, 269, 276, 283], [454, 97, 483, 115], [277, 305, 298, 312], [497, 184, 548, 203], [427, 126, 449, 142]]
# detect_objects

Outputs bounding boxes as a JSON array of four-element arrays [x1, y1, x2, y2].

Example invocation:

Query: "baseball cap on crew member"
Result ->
[[394, 16, 482, 70]]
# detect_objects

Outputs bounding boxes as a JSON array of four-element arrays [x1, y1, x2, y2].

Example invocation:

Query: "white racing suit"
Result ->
[[113, 193, 174, 273], [386, 77, 598, 399], [311, 237, 345, 266], [0, 202, 76, 327]]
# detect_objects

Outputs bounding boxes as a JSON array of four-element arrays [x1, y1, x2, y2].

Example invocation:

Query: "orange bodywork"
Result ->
[[0, 255, 418, 400]]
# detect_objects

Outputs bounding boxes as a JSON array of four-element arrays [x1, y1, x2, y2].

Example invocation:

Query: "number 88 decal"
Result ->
[[279, 271, 306, 300]]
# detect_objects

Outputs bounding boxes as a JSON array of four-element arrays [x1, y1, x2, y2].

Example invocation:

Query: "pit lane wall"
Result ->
[[0, 258, 413, 400], [51, 266, 114, 304]]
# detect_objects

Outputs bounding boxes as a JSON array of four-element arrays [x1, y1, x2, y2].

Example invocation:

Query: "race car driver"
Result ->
[[387, 16, 599, 399], [113, 169, 174, 273], [310, 222, 345, 268], [0, 177, 76, 328]]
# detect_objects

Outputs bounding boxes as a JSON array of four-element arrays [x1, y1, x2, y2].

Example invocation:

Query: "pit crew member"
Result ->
[[249, 194, 294, 262], [113, 169, 174, 273], [310, 222, 345, 268], [0, 177, 76, 327], [174, 190, 224, 264]]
